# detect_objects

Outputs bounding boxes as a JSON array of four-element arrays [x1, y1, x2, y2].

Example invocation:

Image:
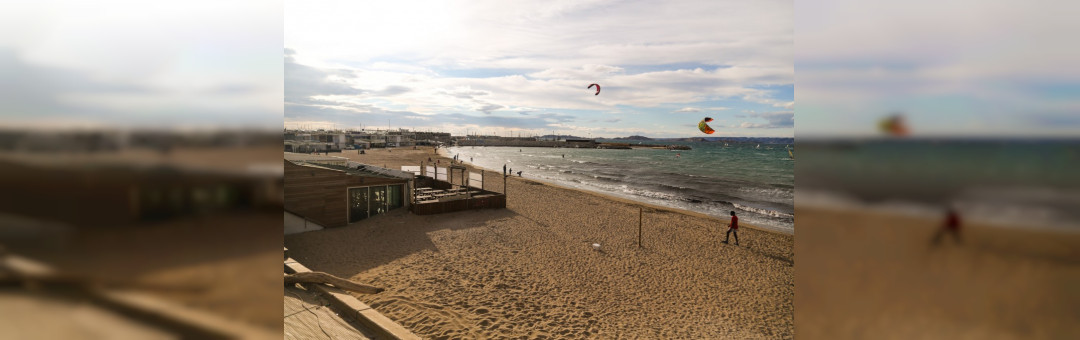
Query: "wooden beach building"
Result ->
[[284, 153, 413, 227]]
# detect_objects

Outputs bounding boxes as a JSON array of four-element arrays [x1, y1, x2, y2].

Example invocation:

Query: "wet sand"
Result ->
[[795, 206, 1080, 339], [285, 148, 794, 339]]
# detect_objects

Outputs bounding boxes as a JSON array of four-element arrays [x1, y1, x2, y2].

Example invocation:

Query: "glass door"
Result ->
[[348, 187, 369, 222], [387, 185, 403, 210], [370, 186, 387, 217]]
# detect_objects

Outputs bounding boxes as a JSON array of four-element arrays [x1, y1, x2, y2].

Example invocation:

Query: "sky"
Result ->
[[796, 0, 1080, 138], [0, 1, 282, 130], [285, 0, 794, 138]]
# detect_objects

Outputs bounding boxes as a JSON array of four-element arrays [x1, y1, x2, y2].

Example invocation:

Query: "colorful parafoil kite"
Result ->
[[698, 117, 715, 134], [878, 114, 909, 137], [588, 83, 601, 96]]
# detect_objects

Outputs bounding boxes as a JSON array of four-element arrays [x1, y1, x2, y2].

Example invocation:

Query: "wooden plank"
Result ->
[[285, 258, 420, 340]]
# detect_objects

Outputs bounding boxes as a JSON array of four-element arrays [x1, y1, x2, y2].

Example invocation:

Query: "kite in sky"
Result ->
[[698, 117, 715, 134], [878, 114, 909, 136], [588, 83, 601, 96]]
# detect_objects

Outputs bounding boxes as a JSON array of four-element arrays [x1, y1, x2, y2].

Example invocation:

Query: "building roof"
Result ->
[[285, 153, 413, 180]]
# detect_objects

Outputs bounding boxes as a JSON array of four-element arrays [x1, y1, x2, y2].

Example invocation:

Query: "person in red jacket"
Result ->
[[932, 207, 962, 245], [723, 211, 739, 245]]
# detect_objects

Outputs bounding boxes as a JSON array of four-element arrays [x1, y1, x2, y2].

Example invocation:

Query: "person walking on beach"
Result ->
[[723, 211, 739, 245], [503, 164, 507, 175], [932, 208, 962, 245]]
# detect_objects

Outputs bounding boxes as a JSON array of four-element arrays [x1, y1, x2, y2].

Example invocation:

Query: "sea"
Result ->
[[796, 138, 1080, 230], [446, 140, 795, 233]]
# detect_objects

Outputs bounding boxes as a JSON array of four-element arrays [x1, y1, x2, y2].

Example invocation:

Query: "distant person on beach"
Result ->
[[932, 208, 962, 245], [562, 154, 565, 158], [723, 211, 739, 245], [428, 157, 432, 162], [470, 157, 473, 162], [503, 164, 507, 175]]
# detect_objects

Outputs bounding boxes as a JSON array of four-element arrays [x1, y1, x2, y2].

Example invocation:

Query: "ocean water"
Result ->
[[446, 140, 795, 233], [796, 139, 1080, 230]]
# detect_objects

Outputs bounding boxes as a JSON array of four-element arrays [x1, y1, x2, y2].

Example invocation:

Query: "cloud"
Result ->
[[375, 85, 412, 96], [285, 49, 364, 104], [776, 101, 794, 109], [529, 64, 626, 79], [0, 46, 277, 129], [439, 87, 491, 99], [674, 107, 701, 113], [739, 111, 794, 129], [475, 103, 505, 114]]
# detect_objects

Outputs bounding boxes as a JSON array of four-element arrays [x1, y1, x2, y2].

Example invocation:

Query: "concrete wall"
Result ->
[[284, 210, 323, 235]]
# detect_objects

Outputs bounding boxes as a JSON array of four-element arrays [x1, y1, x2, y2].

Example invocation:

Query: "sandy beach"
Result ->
[[285, 147, 794, 339], [795, 206, 1080, 339]]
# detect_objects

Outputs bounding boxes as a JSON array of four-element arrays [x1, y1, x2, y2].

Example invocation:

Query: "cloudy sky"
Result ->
[[796, 0, 1080, 138], [285, 0, 793, 138], [0, 1, 281, 130]]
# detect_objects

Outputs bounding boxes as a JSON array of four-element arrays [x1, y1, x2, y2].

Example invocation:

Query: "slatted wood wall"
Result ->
[[284, 160, 348, 227]]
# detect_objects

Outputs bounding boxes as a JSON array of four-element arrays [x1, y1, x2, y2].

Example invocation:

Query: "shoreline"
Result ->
[[796, 188, 1080, 232], [435, 146, 794, 236]]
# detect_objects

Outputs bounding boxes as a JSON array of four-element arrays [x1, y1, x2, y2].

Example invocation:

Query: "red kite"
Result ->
[[588, 83, 601, 96]]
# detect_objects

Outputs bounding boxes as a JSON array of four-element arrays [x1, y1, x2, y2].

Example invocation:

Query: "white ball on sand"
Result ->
[[592, 243, 601, 250]]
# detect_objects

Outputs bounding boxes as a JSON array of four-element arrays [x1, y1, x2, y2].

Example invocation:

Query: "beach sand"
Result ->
[[795, 206, 1080, 339], [285, 147, 794, 339]]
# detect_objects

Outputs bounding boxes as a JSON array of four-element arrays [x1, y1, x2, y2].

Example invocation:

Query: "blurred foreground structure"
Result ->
[[795, 0, 1080, 336], [0, 129, 285, 338], [795, 138, 1080, 339]]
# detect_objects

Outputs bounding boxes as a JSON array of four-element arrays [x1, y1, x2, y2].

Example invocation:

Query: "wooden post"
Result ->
[[638, 207, 643, 248], [481, 170, 485, 190]]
